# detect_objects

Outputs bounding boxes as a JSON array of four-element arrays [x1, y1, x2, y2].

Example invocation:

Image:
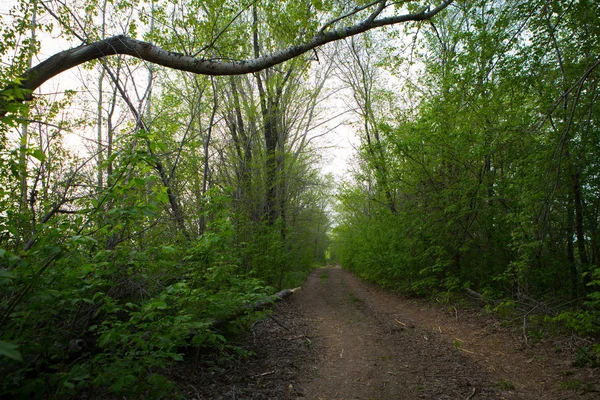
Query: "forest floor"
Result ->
[[174, 266, 600, 399]]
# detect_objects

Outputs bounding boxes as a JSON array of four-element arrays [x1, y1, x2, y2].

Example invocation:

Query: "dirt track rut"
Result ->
[[180, 266, 599, 399], [291, 266, 598, 400], [294, 266, 497, 399]]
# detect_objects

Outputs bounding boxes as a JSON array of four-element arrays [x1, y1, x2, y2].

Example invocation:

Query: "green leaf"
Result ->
[[0, 339, 23, 361], [0, 269, 17, 279], [62, 381, 75, 390], [110, 375, 126, 393], [151, 301, 168, 310], [133, 177, 146, 187], [155, 189, 168, 203], [31, 149, 46, 162], [311, 0, 324, 11]]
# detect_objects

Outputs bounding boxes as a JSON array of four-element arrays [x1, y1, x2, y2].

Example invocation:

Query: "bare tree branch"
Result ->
[[319, 0, 385, 34], [0, 1, 452, 117]]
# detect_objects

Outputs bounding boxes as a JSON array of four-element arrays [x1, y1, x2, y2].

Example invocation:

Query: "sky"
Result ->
[[312, 89, 359, 180], [1, 0, 358, 178]]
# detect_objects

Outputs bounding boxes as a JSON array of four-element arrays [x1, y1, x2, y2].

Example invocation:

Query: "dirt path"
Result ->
[[294, 266, 496, 399], [180, 266, 599, 399]]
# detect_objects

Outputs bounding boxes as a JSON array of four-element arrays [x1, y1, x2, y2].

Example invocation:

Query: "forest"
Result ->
[[0, 0, 598, 398]]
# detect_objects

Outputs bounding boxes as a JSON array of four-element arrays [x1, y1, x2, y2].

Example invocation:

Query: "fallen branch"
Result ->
[[466, 387, 478, 400], [212, 287, 301, 329], [251, 287, 301, 312], [268, 314, 290, 331], [466, 288, 487, 302], [286, 334, 307, 341]]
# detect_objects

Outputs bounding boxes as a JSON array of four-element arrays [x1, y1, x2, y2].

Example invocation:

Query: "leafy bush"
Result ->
[[0, 223, 273, 398]]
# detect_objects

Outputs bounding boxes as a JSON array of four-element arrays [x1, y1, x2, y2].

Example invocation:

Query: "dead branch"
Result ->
[[465, 288, 489, 302], [212, 287, 301, 329]]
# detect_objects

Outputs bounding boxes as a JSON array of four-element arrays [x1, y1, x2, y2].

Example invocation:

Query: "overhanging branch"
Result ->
[[0, 1, 452, 117]]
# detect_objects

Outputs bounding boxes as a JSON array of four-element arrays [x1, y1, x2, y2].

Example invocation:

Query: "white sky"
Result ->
[[313, 88, 359, 180], [1, 0, 362, 178]]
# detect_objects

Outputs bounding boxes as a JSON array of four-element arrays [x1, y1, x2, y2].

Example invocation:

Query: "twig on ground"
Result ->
[[188, 384, 201, 399], [269, 314, 290, 331], [452, 306, 459, 321], [466, 387, 478, 400], [522, 314, 529, 347], [251, 319, 265, 344], [287, 334, 307, 340]]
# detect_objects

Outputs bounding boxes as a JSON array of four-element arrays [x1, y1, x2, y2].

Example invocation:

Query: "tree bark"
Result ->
[[212, 287, 301, 329], [567, 193, 578, 298], [0, 1, 453, 117], [572, 169, 588, 267]]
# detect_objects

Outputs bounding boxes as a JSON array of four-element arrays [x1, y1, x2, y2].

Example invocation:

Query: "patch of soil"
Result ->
[[173, 266, 599, 399], [170, 297, 317, 399], [328, 267, 600, 399], [294, 267, 497, 400]]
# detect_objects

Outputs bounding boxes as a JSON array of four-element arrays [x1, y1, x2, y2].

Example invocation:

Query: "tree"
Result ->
[[0, 1, 462, 396], [336, 34, 398, 213], [0, 1, 452, 117], [333, 0, 600, 339]]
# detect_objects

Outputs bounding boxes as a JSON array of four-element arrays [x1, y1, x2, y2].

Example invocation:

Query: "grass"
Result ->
[[560, 379, 582, 391], [348, 292, 361, 304], [496, 380, 515, 390], [319, 270, 328, 281]]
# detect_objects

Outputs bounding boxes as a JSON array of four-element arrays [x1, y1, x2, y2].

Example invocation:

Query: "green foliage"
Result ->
[[0, 339, 22, 361], [549, 268, 600, 342], [13, 0, 600, 396], [332, 0, 600, 358], [0, 1, 333, 397], [496, 379, 516, 391], [0, 123, 289, 397], [0, 215, 273, 397]]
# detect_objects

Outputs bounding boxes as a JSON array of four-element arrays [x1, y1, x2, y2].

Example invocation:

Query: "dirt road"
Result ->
[[181, 266, 599, 399], [294, 266, 496, 399]]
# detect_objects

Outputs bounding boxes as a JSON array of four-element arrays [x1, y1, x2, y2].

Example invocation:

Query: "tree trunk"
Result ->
[[572, 168, 591, 291], [0, 1, 453, 119], [567, 193, 578, 298]]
